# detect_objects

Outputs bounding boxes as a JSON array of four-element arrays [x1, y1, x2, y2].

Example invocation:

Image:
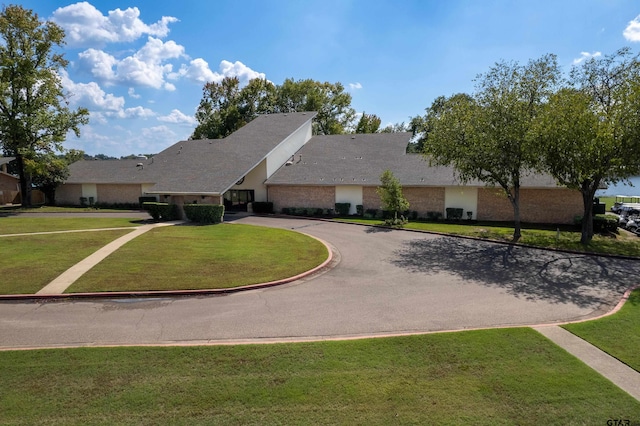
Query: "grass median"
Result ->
[[66, 223, 329, 293], [563, 288, 640, 371], [337, 218, 640, 257], [0, 217, 139, 234], [0, 230, 134, 294], [0, 328, 638, 424]]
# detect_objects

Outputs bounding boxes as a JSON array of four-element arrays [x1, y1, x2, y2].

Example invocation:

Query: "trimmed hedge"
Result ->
[[252, 202, 274, 214], [446, 208, 464, 220], [143, 202, 179, 221], [334, 203, 351, 216], [184, 204, 224, 224]]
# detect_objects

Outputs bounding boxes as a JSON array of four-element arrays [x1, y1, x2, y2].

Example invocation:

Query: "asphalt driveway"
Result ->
[[1, 216, 639, 349]]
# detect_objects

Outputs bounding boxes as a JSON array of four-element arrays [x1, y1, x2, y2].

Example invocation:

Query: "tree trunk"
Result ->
[[15, 154, 32, 207], [580, 181, 598, 245], [510, 186, 522, 242]]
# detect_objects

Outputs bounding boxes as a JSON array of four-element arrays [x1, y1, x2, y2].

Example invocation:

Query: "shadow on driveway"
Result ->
[[391, 236, 640, 309]]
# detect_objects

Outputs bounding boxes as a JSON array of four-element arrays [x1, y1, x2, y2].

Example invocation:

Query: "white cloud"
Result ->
[[59, 69, 124, 111], [158, 109, 197, 125], [52, 1, 178, 47], [572, 51, 601, 65], [349, 82, 363, 90], [172, 59, 266, 85], [128, 88, 140, 99], [624, 15, 640, 42], [108, 106, 156, 119], [77, 37, 186, 90]]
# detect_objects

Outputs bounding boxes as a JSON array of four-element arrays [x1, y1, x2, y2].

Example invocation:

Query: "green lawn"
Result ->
[[67, 224, 328, 292], [564, 288, 640, 371], [0, 328, 637, 425], [338, 218, 640, 257], [0, 205, 143, 213], [0, 217, 140, 234], [0, 230, 134, 294]]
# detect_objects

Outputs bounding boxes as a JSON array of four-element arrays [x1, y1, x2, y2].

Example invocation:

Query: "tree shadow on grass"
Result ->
[[391, 236, 640, 309]]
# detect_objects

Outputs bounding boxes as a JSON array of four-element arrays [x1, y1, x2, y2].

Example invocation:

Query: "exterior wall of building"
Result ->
[[477, 187, 582, 224], [445, 187, 478, 220], [403, 187, 446, 215], [97, 184, 143, 204], [266, 119, 313, 178], [56, 184, 82, 205], [335, 185, 363, 215], [268, 185, 335, 213], [230, 159, 268, 202], [0, 172, 19, 204]]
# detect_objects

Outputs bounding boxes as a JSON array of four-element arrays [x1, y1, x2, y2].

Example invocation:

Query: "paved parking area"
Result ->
[[1, 216, 639, 349]]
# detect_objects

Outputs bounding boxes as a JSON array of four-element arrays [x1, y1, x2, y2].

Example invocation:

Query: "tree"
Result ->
[[355, 112, 381, 133], [0, 5, 88, 207], [27, 148, 83, 205], [535, 48, 640, 244], [418, 55, 561, 241], [192, 77, 357, 139], [377, 169, 409, 226]]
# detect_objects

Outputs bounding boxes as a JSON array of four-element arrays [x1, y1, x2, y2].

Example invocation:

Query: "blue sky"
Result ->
[[16, 0, 640, 156]]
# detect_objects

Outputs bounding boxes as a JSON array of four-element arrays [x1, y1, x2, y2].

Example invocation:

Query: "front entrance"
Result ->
[[223, 190, 255, 211]]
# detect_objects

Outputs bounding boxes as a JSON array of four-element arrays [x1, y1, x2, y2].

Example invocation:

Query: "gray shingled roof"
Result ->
[[0, 157, 15, 167], [65, 112, 316, 194], [265, 133, 560, 188]]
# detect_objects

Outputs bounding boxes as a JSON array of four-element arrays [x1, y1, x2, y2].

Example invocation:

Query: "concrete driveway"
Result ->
[[1, 216, 639, 349]]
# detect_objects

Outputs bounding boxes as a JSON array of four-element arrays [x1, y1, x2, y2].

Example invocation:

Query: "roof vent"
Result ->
[[136, 163, 144, 169], [351, 136, 356, 139]]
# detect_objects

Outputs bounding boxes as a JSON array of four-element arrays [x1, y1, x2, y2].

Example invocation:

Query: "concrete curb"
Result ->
[[0, 231, 335, 301]]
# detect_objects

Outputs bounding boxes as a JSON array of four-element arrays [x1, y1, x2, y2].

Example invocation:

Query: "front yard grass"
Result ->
[[0, 230, 133, 294], [0, 217, 140, 234], [564, 288, 640, 372], [0, 328, 637, 424], [67, 224, 328, 292], [338, 218, 640, 257]]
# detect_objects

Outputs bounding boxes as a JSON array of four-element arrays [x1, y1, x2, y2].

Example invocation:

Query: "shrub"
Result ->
[[281, 207, 291, 215], [252, 202, 274, 214], [184, 204, 224, 224], [143, 202, 179, 221], [574, 214, 618, 233], [335, 203, 350, 216], [356, 204, 364, 216], [138, 197, 157, 208], [446, 208, 464, 220], [384, 215, 408, 227], [426, 211, 443, 221]]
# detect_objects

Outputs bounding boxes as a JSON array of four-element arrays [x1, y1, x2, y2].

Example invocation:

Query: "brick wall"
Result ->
[[477, 187, 582, 224], [56, 184, 82, 205], [268, 185, 335, 212], [97, 184, 143, 204], [364, 186, 445, 214]]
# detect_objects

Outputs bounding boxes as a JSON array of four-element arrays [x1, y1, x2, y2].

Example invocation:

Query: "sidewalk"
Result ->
[[35, 222, 180, 295], [534, 325, 640, 402]]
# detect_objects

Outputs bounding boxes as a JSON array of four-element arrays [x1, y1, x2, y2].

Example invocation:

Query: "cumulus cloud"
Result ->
[[158, 109, 197, 125], [52, 1, 178, 47], [172, 59, 266, 85], [128, 88, 140, 99], [59, 69, 124, 111], [349, 82, 363, 90], [573, 51, 601, 65], [108, 106, 156, 119], [77, 37, 186, 89], [624, 15, 640, 42]]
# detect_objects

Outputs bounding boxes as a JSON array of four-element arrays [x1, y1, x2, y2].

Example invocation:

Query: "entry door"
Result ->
[[224, 190, 255, 211]]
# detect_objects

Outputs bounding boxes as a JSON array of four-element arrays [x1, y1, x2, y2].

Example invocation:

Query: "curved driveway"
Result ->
[[1, 216, 639, 349]]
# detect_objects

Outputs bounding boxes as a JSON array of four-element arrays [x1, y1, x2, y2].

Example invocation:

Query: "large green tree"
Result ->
[[418, 55, 560, 241], [535, 48, 640, 244], [0, 5, 89, 206], [27, 148, 84, 205], [192, 77, 356, 139]]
